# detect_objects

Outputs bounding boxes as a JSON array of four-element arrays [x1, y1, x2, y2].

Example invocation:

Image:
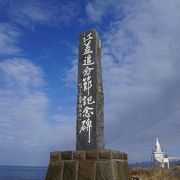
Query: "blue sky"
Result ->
[[0, 0, 180, 166]]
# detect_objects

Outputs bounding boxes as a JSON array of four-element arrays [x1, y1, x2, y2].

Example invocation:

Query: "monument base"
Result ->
[[46, 149, 130, 180]]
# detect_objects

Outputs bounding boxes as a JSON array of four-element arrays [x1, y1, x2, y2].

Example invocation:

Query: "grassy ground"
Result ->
[[130, 165, 180, 180]]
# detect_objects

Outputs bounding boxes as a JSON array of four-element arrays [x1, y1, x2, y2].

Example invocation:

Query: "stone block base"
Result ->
[[46, 149, 130, 180]]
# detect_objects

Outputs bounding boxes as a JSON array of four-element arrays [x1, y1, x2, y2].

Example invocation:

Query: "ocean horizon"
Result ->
[[0, 164, 136, 180], [0, 163, 139, 180], [0, 166, 47, 180], [3, 161, 177, 180]]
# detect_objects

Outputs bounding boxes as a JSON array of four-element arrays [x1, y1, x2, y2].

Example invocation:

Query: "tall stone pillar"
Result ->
[[76, 29, 104, 150], [46, 29, 130, 180]]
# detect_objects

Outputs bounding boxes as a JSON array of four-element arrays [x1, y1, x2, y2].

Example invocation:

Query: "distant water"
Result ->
[[0, 166, 47, 180]]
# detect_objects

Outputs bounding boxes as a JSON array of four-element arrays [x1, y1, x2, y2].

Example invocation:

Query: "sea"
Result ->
[[0, 166, 47, 180], [2, 161, 178, 180], [0, 164, 135, 180]]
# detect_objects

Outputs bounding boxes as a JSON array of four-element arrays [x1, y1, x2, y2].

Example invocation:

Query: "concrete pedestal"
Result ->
[[46, 149, 130, 180]]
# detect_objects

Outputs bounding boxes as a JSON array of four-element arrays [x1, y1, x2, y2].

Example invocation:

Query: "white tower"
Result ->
[[152, 137, 169, 168]]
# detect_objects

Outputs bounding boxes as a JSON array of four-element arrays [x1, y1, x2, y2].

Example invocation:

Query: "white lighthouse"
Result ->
[[152, 137, 169, 168]]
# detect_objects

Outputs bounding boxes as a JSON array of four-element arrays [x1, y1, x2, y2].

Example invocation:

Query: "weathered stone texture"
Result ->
[[46, 163, 64, 180], [96, 161, 113, 180], [46, 150, 130, 180], [46, 29, 130, 180], [78, 161, 96, 180], [63, 161, 78, 180], [76, 29, 104, 150], [117, 161, 130, 180], [86, 150, 99, 159], [62, 151, 73, 160], [73, 151, 86, 160], [50, 151, 61, 165], [99, 150, 112, 159]]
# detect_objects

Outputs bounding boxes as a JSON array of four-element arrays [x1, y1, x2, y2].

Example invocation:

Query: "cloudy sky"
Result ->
[[0, 0, 180, 166]]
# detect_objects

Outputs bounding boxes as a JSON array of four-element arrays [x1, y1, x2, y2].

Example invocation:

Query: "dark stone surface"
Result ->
[[45, 29, 130, 179], [49, 150, 127, 161], [96, 160, 113, 180], [117, 161, 130, 180], [86, 150, 99, 159], [46, 162, 64, 180], [50, 151, 61, 165], [46, 150, 130, 180], [112, 160, 119, 179], [78, 161, 96, 180], [112, 151, 125, 160], [73, 151, 86, 160], [61, 151, 73, 160], [76, 29, 104, 150], [99, 150, 112, 159], [63, 161, 78, 180]]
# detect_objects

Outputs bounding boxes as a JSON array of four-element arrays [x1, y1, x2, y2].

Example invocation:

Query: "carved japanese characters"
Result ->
[[76, 29, 104, 150]]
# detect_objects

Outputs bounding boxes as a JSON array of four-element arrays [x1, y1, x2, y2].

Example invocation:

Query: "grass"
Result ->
[[130, 165, 180, 180]]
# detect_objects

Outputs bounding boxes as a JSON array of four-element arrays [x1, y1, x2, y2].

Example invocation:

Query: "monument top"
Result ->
[[76, 29, 104, 150]]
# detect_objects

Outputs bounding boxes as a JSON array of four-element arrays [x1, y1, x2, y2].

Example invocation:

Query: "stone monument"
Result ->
[[76, 29, 104, 150], [46, 29, 130, 180]]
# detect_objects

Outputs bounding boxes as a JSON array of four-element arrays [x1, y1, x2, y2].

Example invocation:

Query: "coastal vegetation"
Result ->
[[130, 165, 180, 180]]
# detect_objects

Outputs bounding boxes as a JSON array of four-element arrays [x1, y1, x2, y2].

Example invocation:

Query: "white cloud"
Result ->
[[68, 0, 180, 162], [0, 58, 75, 165], [65, 58, 78, 86], [0, 58, 48, 150], [0, 23, 21, 55], [86, 2, 105, 22], [86, 0, 124, 23], [102, 0, 180, 161], [1, 0, 179, 165], [0, 1, 79, 165], [0, 0, 80, 28], [8, 1, 54, 26]]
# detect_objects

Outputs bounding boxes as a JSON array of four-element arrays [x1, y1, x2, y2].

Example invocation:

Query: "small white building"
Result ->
[[152, 137, 169, 168]]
